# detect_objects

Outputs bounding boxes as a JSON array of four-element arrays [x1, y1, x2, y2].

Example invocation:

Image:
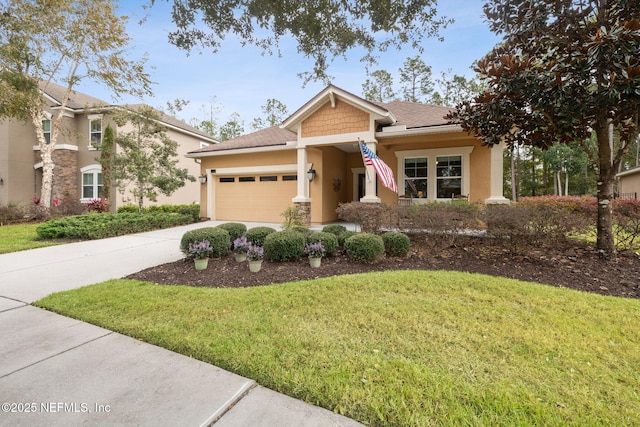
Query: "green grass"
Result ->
[[0, 222, 63, 254], [35, 271, 640, 426]]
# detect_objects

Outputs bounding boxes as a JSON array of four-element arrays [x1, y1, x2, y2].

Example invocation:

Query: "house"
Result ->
[[187, 85, 508, 224], [0, 82, 218, 211], [617, 167, 640, 199]]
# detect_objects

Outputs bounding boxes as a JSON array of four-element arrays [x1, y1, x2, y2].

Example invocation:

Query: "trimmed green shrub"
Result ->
[[117, 205, 138, 214], [307, 231, 339, 256], [291, 225, 311, 238], [338, 231, 358, 246], [180, 227, 231, 258], [245, 226, 277, 246], [217, 222, 247, 244], [322, 224, 347, 236], [264, 230, 306, 262], [382, 231, 411, 257], [35, 212, 192, 240], [344, 233, 385, 262]]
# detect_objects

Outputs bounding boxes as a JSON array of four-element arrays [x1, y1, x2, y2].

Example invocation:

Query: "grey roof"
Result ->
[[373, 101, 454, 129], [39, 81, 217, 143], [190, 126, 296, 154], [40, 80, 112, 110]]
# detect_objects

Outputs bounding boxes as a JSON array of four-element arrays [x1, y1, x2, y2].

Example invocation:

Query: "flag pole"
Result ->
[[358, 138, 372, 183]]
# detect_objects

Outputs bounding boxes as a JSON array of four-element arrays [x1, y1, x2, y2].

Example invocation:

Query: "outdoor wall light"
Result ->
[[198, 174, 207, 184], [0, 177, 3, 185], [307, 168, 316, 181]]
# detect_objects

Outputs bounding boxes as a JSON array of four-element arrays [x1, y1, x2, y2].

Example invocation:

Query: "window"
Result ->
[[238, 176, 255, 182], [219, 177, 235, 183], [436, 155, 462, 198], [82, 169, 103, 199], [282, 175, 298, 181], [89, 118, 102, 147], [42, 120, 51, 144], [259, 175, 277, 182], [403, 157, 428, 198]]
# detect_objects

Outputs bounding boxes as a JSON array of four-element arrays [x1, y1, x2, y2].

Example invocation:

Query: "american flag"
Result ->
[[359, 142, 398, 193]]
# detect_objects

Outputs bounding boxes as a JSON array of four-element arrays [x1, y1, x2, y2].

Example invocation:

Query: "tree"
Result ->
[[398, 56, 434, 102], [0, 0, 151, 209], [430, 70, 484, 107], [251, 98, 289, 130], [448, 0, 640, 259], [218, 113, 245, 141], [99, 124, 115, 201], [110, 105, 194, 213], [160, 0, 450, 83], [362, 69, 396, 102]]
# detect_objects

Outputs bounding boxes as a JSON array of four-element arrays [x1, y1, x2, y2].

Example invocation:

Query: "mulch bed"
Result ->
[[126, 234, 640, 299]]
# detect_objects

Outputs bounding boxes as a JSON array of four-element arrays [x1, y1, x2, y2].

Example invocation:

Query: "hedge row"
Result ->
[[117, 204, 200, 222], [194, 223, 411, 263], [36, 212, 193, 240]]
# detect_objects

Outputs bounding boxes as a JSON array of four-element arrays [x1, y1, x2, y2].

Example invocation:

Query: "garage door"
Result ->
[[214, 174, 298, 222]]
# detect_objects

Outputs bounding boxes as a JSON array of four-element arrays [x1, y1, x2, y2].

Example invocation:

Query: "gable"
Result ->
[[301, 99, 370, 138]]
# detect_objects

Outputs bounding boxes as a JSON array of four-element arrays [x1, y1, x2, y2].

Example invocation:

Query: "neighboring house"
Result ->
[[617, 167, 640, 199], [187, 85, 508, 224], [0, 82, 218, 210]]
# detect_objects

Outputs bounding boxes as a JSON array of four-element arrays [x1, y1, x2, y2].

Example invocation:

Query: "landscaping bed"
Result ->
[[127, 234, 640, 299]]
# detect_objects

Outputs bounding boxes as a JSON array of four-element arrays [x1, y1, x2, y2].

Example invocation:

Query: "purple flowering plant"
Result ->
[[188, 239, 214, 259], [246, 243, 264, 261], [233, 235, 249, 253], [305, 242, 326, 258]]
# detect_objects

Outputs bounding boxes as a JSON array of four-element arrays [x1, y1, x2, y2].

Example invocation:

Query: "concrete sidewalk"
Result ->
[[0, 221, 363, 426]]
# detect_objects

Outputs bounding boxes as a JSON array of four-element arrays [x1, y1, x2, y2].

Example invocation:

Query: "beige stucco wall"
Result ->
[[111, 122, 204, 208], [381, 132, 494, 203], [301, 99, 370, 138], [619, 170, 640, 197], [1, 118, 38, 207]]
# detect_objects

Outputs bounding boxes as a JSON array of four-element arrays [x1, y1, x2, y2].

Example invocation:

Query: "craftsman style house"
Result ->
[[187, 85, 508, 224], [0, 82, 218, 210]]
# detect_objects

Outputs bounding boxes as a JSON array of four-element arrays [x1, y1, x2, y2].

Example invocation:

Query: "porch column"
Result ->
[[360, 141, 381, 203], [292, 146, 312, 225], [485, 142, 510, 204]]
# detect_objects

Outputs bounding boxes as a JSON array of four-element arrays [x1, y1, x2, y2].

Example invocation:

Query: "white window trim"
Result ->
[[395, 146, 473, 202], [87, 114, 103, 150], [80, 165, 103, 202]]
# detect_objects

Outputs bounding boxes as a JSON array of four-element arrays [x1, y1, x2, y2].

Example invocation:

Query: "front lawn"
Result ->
[[35, 271, 640, 427], [0, 223, 62, 254]]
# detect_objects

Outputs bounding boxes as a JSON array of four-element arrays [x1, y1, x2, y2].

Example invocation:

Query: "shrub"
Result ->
[[86, 198, 110, 213], [245, 226, 277, 246], [281, 205, 306, 229], [290, 225, 311, 238], [336, 202, 396, 233], [344, 233, 385, 262], [217, 222, 247, 244], [613, 198, 640, 251], [0, 202, 27, 225], [264, 230, 306, 262], [307, 231, 339, 256], [322, 224, 347, 236], [36, 212, 192, 240], [382, 231, 411, 257], [484, 197, 597, 253], [338, 230, 358, 246], [117, 205, 138, 214], [180, 227, 231, 258], [405, 201, 483, 249]]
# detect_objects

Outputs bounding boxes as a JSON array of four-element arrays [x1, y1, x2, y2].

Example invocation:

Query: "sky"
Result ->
[[75, 0, 502, 130]]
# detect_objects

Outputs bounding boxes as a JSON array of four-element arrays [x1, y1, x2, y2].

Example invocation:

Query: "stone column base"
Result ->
[[294, 201, 311, 226]]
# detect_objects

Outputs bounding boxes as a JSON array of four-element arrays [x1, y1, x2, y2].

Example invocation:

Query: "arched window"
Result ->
[[80, 165, 103, 201]]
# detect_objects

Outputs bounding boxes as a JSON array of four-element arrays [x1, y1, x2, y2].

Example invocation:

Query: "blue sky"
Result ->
[[76, 1, 501, 128]]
